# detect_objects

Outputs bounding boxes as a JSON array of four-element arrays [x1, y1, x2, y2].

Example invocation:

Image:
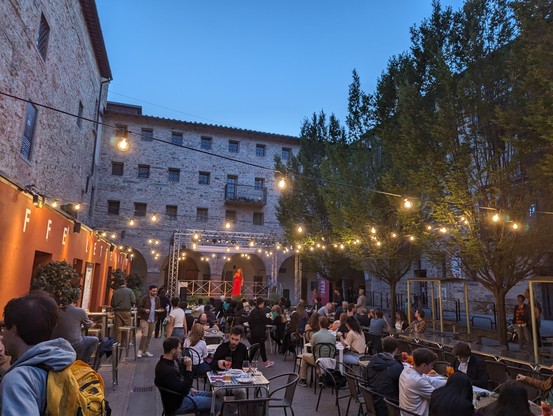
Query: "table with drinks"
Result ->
[[206, 357, 269, 415]]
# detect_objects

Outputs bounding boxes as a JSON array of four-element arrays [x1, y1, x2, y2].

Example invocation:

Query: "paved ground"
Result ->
[[101, 337, 345, 416]]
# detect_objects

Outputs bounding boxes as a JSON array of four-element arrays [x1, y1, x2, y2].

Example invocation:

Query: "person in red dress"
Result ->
[[231, 268, 244, 297]]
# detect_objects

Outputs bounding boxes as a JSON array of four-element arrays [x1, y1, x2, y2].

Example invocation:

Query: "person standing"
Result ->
[[110, 278, 136, 343], [356, 288, 367, 314], [513, 294, 531, 350], [155, 287, 170, 338], [166, 297, 186, 342], [0, 292, 76, 415], [231, 268, 244, 297], [51, 300, 98, 364], [248, 297, 274, 368], [137, 284, 163, 358]]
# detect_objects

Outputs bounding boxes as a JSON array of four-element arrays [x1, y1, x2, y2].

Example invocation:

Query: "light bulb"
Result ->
[[492, 213, 500, 222], [116, 137, 129, 152], [277, 178, 287, 190], [403, 198, 413, 209]]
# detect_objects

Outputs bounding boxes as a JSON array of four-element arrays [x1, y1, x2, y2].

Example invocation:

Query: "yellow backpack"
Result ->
[[41, 360, 110, 416]]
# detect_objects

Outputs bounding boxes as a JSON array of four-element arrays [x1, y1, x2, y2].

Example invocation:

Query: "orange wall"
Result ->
[[0, 178, 130, 312]]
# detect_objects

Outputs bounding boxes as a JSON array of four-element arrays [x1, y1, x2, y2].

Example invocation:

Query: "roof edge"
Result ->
[[80, 0, 112, 79]]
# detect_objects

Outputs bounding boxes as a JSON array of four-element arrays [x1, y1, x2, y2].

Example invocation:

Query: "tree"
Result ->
[[31, 261, 81, 305], [109, 269, 144, 300]]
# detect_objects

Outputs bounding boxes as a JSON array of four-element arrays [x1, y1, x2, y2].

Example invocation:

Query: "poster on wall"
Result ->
[[81, 263, 94, 311]]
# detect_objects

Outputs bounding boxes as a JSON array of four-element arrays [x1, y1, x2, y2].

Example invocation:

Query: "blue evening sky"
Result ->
[[97, 1, 465, 137]]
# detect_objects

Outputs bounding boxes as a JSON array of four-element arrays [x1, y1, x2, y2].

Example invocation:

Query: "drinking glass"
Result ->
[[224, 356, 232, 370], [242, 360, 250, 374]]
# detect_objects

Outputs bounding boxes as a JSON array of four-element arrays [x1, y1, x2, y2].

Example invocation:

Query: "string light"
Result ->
[[277, 177, 288, 190], [492, 213, 500, 222], [150, 213, 158, 222], [403, 198, 413, 209], [129, 219, 135, 226], [297, 226, 303, 233], [116, 136, 129, 152]]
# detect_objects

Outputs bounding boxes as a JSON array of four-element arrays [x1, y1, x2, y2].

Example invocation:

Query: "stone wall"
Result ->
[[0, 0, 109, 224]]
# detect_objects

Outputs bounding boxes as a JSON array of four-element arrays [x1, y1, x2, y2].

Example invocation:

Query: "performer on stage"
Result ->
[[231, 268, 244, 297]]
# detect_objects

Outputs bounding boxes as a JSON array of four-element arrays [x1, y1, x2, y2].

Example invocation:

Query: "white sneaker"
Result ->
[[137, 350, 143, 358], [143, 351, 154, 357]]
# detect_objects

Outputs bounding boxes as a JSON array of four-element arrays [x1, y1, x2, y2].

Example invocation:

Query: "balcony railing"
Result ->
[[179, 279, 282, 300], [224, 184, 267, 206]]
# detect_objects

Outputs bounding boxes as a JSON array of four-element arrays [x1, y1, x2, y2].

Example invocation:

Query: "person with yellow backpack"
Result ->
[[0, 291, 110, 415]]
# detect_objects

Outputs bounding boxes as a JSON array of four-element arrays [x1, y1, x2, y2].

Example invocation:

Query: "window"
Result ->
[[111, 162, 124, 176], [226, 210, 237, 223], [141, 128, 153, 141], [166, 205, 178, 220], [107, 200, 120, 215], [254, 177, 265, 190], [77, 101, 83, 128], [253, 212, 264, 225], [134, 202, 147, 217], [20, 103, 37, 159], [37, 14, 50, 60], [172, 132, 183, 146], [196, 208, 208, 222], [226, 175, 237, 199], [200, 136, 212, 150], [256, 144, 266, 157], [138, 164, 150, 179], [168, 168, 180, 182], [282, 147, 291, 160], [199, 171, 210, 185], [228, 140, 239, 153]]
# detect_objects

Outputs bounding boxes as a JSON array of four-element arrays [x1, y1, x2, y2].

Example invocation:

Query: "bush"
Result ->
[[30, 261, 81, 305]]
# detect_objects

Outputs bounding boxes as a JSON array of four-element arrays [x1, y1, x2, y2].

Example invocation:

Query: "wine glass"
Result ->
[[242, 360, 250, 375], [250, 360, 258, 374], [224, 356, 232, 370]]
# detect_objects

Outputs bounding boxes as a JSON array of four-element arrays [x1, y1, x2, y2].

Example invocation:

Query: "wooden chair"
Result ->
[[155, 384, 199, 416], [384, 397, 421, 416], [267, 372, 299, 416]]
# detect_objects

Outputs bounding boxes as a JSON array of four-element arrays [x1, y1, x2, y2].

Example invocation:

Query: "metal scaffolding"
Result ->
[[168, 229, 283, 297]]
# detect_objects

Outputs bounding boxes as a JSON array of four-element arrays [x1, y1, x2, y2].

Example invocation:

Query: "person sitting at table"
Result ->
[[451, 341, 489, 389], [516, 366, 553, 403], [347, 303, 357, 317], [154, 337, 213, 416], [368, 310, 391, 336], [211, 325, 249, 371], [231, 301, 248, 327], [317, 302, 334, 318], [365, 337, 404, 416], [399, 347, 440, 416], [429, 372, 474, 416], [334, 300, 348, 317], [340, 316, 366, 365], [330, 312, 347, 332], [183, 323, 211, 375], [356, 308, 372, 327], [51, 298, 98, 364], [304, 311, 321, 343], [394, 310, 409, 332], [198, 313, 219, 332], [194, 298, 205, 313], [203, 305, 218, 327], [476, 380, 533, 416], [298, 316, 336, 387], [271, 305, 288, 354], [406, 309, 427, 334]]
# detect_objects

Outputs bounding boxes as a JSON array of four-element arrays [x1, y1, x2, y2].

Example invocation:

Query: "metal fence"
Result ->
[[180, 279, 282, 300]]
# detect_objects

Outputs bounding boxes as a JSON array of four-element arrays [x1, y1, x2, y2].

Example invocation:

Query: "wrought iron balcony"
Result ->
[[224, 184, 267, 206]]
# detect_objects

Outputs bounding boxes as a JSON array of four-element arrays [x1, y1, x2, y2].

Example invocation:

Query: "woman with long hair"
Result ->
[[231, 268, 244, 297], [394, 310, 409, 331], [304, 311, 320, 343], [271, 305, 287, 351], [477, 381, 532, 416], [429, 372, 474, 416], [166, 297, 186, 341], [183, 323, 211, 374], [340, 316, 366, 365]]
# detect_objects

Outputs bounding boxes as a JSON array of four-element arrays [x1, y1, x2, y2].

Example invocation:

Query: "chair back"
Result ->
[[384, 397, 420, 416], [433, 361, 451, 376], [304, 329, 314, 343], [485, 360, 509, 389], [182, 346, 202, 368], [248, 343, 261, 361], [223, 397, 270, 416], [313, 342, 336, 360], [155, 383, 198, 416], [268, 372, 300, 405], [359, 385, 378, 416]]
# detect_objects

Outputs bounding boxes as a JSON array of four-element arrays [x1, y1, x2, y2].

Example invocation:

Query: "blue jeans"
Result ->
[[343, 352, 360, 365], [72, 336, 99, 364], [176, 391, 212, 416], [172, 327, 185, 342]]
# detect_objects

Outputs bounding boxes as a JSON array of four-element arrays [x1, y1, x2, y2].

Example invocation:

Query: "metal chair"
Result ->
[[358, 385, 380, 416], [485, 360, 509, 389], [182, 347, 206, 389], [221, 396, 270, 416], [310, 342, 336, 393], [341, 368, 365, 416], [267, 372, 299, 416], [315, 361, 348, 416], [155, 383, 199, 416], [248, 342, 261, 361], [433, 361, 452, 376], [384, 397, 421, 416]]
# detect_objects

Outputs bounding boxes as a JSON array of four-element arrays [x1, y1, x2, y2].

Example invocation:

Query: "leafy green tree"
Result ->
[[109, 269, 144, 300], [31, 261, 81, 305]]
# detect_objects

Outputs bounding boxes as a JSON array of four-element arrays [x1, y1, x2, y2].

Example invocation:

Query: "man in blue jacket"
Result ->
[[0, 291, 76, 415]]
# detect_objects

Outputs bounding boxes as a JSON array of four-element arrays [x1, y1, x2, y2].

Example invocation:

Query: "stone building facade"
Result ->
[[0, 0, 111, 225], [94, 102, 300, 298]]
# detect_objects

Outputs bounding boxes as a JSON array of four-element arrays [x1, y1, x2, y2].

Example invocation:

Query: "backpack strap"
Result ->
[[32, 363, 53, 415]]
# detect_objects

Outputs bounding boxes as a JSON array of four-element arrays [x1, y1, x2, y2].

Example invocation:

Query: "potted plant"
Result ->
[[30, 260, 81, 305]]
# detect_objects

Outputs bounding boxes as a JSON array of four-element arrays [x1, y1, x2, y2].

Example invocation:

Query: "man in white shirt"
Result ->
[[398, 347, 439, 416]]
